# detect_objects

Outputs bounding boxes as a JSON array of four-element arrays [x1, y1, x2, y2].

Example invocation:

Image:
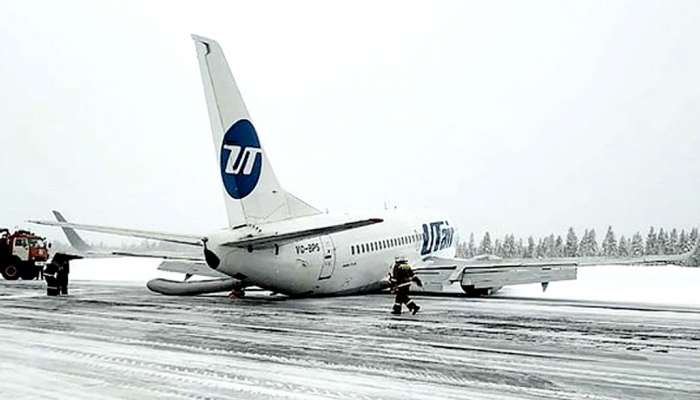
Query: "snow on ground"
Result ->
[[498, 265, 700, 307], [71, 258, 700, 307]]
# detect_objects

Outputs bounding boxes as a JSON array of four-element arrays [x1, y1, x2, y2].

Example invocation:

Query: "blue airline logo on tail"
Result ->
[[220, 119, 262, 199]]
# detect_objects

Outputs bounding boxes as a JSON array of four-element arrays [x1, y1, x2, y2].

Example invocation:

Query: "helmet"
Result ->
[[394, 256, 408, 264]]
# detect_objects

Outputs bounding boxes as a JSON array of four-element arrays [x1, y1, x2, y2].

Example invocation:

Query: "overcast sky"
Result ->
[[2, 1, 699, 243]]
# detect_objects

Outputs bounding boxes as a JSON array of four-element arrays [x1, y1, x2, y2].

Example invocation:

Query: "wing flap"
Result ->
[[461, 264, 577, 289], [418, 256, 578, 290]]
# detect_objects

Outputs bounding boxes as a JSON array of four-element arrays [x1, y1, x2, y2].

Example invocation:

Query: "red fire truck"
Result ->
[[0, 229, 50, 280]]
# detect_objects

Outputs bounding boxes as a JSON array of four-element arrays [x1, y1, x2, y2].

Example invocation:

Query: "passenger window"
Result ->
[[351, 245, 355, 255]]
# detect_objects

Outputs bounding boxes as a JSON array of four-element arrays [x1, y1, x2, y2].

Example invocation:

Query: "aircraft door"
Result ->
[[13, 238, 28, 260], [318, 235, 336, 280]]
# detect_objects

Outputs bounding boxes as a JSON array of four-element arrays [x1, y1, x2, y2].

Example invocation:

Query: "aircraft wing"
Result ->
[[415, 244, 700, 293], [29, 215, 203, 246], [414, 257, 578, 292], [222, 218, 383, 248]]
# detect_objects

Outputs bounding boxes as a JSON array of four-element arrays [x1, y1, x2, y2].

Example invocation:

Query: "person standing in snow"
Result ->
[[390, 258, 422, 315]]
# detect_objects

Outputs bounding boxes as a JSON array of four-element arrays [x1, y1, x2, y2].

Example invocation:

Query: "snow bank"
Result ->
[[498, 265, 700, 307]]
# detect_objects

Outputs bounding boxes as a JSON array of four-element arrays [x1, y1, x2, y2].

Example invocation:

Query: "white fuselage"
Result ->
[[206, 210, 456, 296]]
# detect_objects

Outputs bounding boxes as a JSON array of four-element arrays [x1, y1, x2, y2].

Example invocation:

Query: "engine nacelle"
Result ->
[[146, 278, 241, 296]]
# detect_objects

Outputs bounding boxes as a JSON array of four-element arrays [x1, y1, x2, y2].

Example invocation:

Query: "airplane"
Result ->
[[30, 35, 698, 299]]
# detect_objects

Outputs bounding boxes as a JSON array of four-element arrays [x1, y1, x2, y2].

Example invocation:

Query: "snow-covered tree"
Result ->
[[657, 228, 669, 255], [668, 228, 679, 254], [455, 241, 465, 257], [478, 232, 492, 255], [630, 232, 644, 256], [579, 229, 599, 257], [589, 229, 599, 256], [645, 227, 657, 255], [578, 229, 589, 256], [525, 236, 535, 258], [536, 238, 545, 258], [602, 226, 617, 257], [516, 238, 525, 258], [679, 229, 690, 253], [494, 239, 503, 257], [467, 233, 476, 258], [542, 234, 555, 258], [500, 235, 509, 258], [564, 227, 578, 257], [554, 235, 564, 257], [617, 235, 629, 257], [690, 228, 698, 249]]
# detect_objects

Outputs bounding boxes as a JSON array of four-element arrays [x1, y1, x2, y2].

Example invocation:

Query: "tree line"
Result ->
[[455, 227, 699, 259]]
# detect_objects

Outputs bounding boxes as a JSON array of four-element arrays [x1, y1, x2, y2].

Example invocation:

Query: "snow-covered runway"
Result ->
[[1, 280, 698, 400]]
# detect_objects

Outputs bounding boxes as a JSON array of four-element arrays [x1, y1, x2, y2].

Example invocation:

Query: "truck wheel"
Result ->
[[1, 264, 20, 280]]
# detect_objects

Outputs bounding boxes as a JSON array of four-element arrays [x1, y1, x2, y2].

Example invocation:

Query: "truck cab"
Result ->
[[0, 230, 50, 280]]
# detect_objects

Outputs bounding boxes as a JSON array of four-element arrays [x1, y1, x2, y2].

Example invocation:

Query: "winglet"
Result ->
[[52, 210, 91, 252]]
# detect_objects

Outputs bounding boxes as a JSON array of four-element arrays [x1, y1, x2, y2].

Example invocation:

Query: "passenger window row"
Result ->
[[351, 233, 422, 255]]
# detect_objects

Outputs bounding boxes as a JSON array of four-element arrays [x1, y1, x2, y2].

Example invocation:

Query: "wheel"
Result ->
[[460, 285, 491, 297], [1, 264, 20, 280]]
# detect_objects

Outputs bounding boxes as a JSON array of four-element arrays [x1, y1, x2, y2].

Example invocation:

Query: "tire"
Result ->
[[1, 264, 20, 281], [460, 285, 503, 297], [460, 285, 491, 297]]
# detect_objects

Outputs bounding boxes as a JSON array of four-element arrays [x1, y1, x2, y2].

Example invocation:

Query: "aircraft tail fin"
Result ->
[[191, 34, 319, 227]]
